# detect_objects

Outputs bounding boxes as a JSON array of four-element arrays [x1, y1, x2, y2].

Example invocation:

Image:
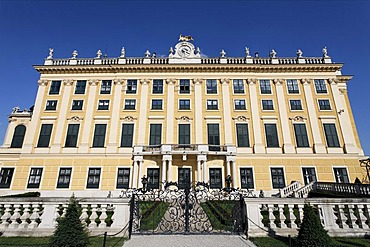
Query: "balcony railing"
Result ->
[[142, 145, 161, 153], [171, 144, 198, 151]]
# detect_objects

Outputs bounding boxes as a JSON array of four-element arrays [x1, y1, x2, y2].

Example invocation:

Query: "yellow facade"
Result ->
[[0, 40, 366, 197]]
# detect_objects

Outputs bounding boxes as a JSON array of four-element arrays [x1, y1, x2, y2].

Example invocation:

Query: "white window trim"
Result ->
[[269, 166, 286, 190], [232, 79, 246, 95], [313, 79, 329, 95], [85, 166, 103, 190], [45, 100, 58, 111], [261, 99, 275, 111], [332, 166, 350, 183], [178, 123, 191, 145], [151, 79, 165, 95], [26, 166, 45, 190], [289, 99, 304, 111], [124, 99, 137, 111], [71, 99, 84, 111], [176, 166, 193, 185], [55, 166, 74, 190], [0, 166, 16, 189], [177, 79, 192, 95], [208, 166, 225, 189], [300, 166, 318, 185], [99, 80, 113, 95], [233, 99, 247, 111], [205, 79, 219, 95], [317, 99, 332, 111], [119, 122, 136, 149], [73, 80, 88, 95], [286, 79, 301, 95], [206, 99, 219, 110], [150, 99, 164, 111], [259, 79, 273, 95], [125, 79, 139, 95], [239, 166, 256, 189], [178, 99, 191, 111], [97, 99, 110, 111], [116, 166, 132, 189]]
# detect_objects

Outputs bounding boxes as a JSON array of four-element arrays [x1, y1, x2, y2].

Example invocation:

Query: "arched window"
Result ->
[[10, 125, 26, 148]]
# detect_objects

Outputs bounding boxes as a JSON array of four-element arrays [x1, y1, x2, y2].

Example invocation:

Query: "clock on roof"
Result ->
[[178, 44, 192, 58]]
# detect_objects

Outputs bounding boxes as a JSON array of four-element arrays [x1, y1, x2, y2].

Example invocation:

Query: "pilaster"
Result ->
[[165, 78, 176, 144], [193, 78, 204, 144], [137, 79, 150, 145], [220, 78, 233, 145]]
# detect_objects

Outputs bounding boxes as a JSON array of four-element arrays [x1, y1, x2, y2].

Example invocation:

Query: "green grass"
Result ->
[[200, 201, 237, 231], [250, 236, 370, 247], [138, 201, 169, 231], [0, 237, 126, 247]]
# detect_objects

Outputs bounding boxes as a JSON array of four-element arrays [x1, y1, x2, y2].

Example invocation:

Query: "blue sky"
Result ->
[[0, 0, 369, 155]]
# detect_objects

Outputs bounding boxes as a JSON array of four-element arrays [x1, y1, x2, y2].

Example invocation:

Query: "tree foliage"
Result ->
[[50, 195, 89, 247], [297, 204, 332, 247]]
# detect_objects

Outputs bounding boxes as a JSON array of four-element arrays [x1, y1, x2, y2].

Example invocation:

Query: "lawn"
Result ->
[[250, 236, 370, 247], [0, 237, 126, 247]]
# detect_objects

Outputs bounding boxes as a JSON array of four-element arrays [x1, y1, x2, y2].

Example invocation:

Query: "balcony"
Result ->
[[133, 144, 236, 156]]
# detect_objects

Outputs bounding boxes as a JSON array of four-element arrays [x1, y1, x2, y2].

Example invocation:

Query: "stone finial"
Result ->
[[169, 47, 174, 55], [322, 46, 329, 58], [145, 50, 150, 58], [297, 49, 303, 58], [254, 52, 259, 58], [120, 47, 125, 58], [12, 106, 20, 113], [220, 49, 226, 58], [96, 49, 102, 59], [71, 50, 78, 59], [196, 47, 200, 55], [245, 47, 251, 57], [270, 49, 277, 58], [152, 52, 157, 58], [47, 48, 54, 60]]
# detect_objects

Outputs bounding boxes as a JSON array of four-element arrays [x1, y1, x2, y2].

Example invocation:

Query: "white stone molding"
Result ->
[[220, 78, 231, 84], [232, 116, 249, 122], [37, 80, 48, 86], [175, 116, 193, 122], [194, 79, 203, 143], [192, 78, 203, 84], [113, 79, 125, 85], [88, 79, 99, 86], [67, 116, 83, 122], [165, 78, 176, 85], [120, 116, 137, 122], [301, 78, 326, 153], [246, 78, 257, 85], [139, 78, 150, 84], [289, 115, 307, 123], [248, 80, 265, 153], [273, 79, 284, 85], [63, 79, 74, 86], [107, 81, 123, 153], [221, 78, 233, 145]]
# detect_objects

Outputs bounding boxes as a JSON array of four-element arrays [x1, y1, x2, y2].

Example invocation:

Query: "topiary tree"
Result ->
[[297, 204, 332, 247], [50, 194, 89, 247]]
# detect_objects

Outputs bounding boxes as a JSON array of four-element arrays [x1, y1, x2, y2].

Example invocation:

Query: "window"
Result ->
[[302, 168, 317, 185], [271, 168, 286, 189], [37, 124, 53, 147], [86, 168, 101, 189], [179, 99, 190, 110], [49, 81, 61, 95], [178, 124, 190, 146], [147, 168, 160, 189], [178, 168, 191, 189], [151, 99, 163, 110], [206, 79, 217, 94], [98, 100, 109, 110], [265, 124, 279, 147], [333, 168, 349, 183], [120, 124, 134, 147], [72, 100, 83, 110], [124, 99, 136, 110], [234, 100, 246, 110], [126, 80, 137, 94], [179, 79, 190, 94], [260, 80, 271, 94], [314, 79, 327, 94], [290, 100, 302, 110], [323, 123, 340, 147], [318, 99, 331, 110], [27, 168, 43, 188], [207, 124, 220, 151], [209, 168, 222, 189], [65, 124, 80, 147], [294, 124, 309, 147], [262, 100, 274, 110], [152, 79, 163, 94], [207, 100, 218, 110], [287, 79, 299, 94], [10, 125, 26, 148], [75, 80, 86, 94], [57, 168, 72, 189], [236, 124, 250, 147], [45, 100, 57, 111], [0, 168, 15, 188], [100, 80, 112, 94], [149, 124, 162, 145], [233, 79, 244, 94], [240, 168, 254, 189], [116, 168, 130, 189], [92, 124, 107, 147]]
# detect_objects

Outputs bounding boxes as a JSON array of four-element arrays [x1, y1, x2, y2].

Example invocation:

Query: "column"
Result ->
[[193, 79, 203, 144], [247, 78, 265, 153], [107, 79, 124, 153], [137, 79, 150, 145], [22, 80, 48, 153], [79, 79, 99, 153], [167, 159, 173, 182], [50, 79, 74, 153], [132, 160, 139, 188], [273, 79, 295, 153], [232, 160, 237, 185], [203, 161, 207, 182], [226, 160, 231, 176], [166, 79, 176, 144], [220, 78, 233, 145], [137, 160, 143, 188], [162, 160, 167, 188], [197, 160, 201, 182], [301, 79, 326, 153], [328, 79, 358, 154]]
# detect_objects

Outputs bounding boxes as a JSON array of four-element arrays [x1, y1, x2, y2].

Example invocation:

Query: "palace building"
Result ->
[[0, 37, 366, 197]]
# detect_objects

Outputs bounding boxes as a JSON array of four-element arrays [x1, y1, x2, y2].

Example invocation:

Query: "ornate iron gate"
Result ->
[[126, 182, 250, 236]]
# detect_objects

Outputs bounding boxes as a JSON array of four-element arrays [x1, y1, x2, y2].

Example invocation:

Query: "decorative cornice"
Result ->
[[88, 79, 99, 86], [175, 116, 193, 122], [63, 79, 74, 86], [289, 115, 306, 122], [301, 78, 312, 84], [328, 78, 339, 85], [67, 116, 83, 122], [165, 78, 176, 85], [114, 79, 125, 85], [139, 78, 150, 84], [273, 79, 284, 85], [38, 79, 48, 86], [220, 78, 231, 84], [246, 78, 257, 85], [192, 78, 203, 85], [232, 116, 249, 122], [120, 116, 137, 122]]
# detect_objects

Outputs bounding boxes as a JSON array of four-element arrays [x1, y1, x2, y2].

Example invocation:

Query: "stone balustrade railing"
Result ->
[[315, 182, 370, 196], [246, 198, 370, 237], [294, 181, 316, 198], [45, 56, 331, 66], [0, 197, 130, 237], [280, 181, 301, 198]]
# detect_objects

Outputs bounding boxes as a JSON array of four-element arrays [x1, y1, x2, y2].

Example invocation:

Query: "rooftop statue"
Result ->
[[71, 50, 78, 59], [270, 49, 277, 58], [179, 34, 193, 42], [120, 47, 125, 58], [12, 106, 20, 113], [323, 46, 329, 58], [245, 47, 251, 57], [96, 49, 102, 59], [145, 50, 150, 58], [47, 48, 54, 59], [220, 49, 226, 58], [297, 49, 303, 58]]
